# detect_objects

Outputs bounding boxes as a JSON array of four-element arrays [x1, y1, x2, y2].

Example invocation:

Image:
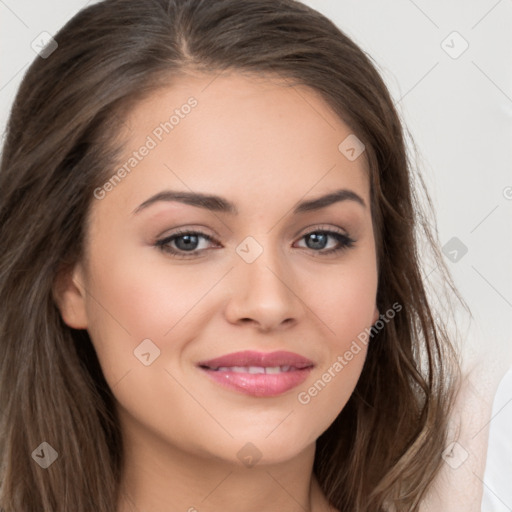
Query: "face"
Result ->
[[56, 72, 379, 466]]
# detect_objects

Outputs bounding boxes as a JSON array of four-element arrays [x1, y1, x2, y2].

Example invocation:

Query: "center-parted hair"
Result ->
[[0, 1, 462, 511]]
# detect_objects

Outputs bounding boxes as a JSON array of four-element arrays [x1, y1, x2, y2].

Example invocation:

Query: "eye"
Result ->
[[155, 226, 355, 259], [294, 228, 355, 255], [155, 229, 219, 258]]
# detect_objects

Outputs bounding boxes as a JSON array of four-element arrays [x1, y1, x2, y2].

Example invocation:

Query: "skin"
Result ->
[[55, 72, 379, 512]]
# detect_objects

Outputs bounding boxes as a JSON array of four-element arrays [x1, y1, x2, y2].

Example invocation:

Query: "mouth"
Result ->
[[197, 350, 314, 397]]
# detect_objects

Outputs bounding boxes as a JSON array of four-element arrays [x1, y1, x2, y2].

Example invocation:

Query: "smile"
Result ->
[[197, 350, 314, 397]]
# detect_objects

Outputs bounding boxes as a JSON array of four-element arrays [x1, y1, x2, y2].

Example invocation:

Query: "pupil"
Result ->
[[307, 233, 327, 250], [176, 234, 198, 251]]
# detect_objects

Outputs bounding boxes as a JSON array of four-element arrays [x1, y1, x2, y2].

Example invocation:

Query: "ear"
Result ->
[[52, 262, 89, 329]]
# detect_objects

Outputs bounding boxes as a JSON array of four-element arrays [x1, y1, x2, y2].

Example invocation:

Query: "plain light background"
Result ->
[[1, 1, 511, 510]]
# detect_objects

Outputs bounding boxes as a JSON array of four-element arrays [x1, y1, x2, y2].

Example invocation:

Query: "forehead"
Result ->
[[102, 72, 370, 214]]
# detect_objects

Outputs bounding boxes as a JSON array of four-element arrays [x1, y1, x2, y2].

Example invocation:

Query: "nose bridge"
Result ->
[[239, 237, 285, 290], [226, 234, 302, 329]]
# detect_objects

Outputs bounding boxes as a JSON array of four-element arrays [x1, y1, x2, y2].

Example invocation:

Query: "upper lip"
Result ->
[[198, 350, 314, 370]]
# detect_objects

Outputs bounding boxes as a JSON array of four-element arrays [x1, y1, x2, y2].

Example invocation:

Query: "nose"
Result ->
[[224, 240, 305, 332]]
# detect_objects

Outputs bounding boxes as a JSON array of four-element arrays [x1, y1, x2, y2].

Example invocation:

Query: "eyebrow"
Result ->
[[132, 188, 366, 216]]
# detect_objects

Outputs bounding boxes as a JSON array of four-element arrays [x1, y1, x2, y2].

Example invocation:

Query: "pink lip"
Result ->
[[198, 350, 314, 369], [197, 350, 314, 397]]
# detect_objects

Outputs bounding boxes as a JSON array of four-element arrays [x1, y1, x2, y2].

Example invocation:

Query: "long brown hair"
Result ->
[[0, 1, 462, 510]]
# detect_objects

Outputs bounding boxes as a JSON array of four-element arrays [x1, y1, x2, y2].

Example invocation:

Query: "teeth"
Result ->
[[212, 365, 297, 373], [248, 366, 265, 374]]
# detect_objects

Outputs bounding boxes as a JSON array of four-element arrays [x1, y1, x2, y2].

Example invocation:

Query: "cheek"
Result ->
[[295, 345, 367, 443], [81, 245, 225, 387], [80, 254, 164, 384], [305, 254, 378, 342], [294, 282, 373, 439], [292, 258, 377, 432], [85, 251, 204, 336]]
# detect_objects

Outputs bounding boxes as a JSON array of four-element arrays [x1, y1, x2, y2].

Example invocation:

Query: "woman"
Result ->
[[0, 0, 463, 510]]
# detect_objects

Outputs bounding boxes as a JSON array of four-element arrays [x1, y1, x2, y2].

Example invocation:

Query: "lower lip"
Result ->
[[199, 367, 313, 397]]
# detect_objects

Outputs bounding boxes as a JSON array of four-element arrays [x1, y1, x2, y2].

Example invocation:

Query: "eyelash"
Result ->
[[155, 226, 355, 259]]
